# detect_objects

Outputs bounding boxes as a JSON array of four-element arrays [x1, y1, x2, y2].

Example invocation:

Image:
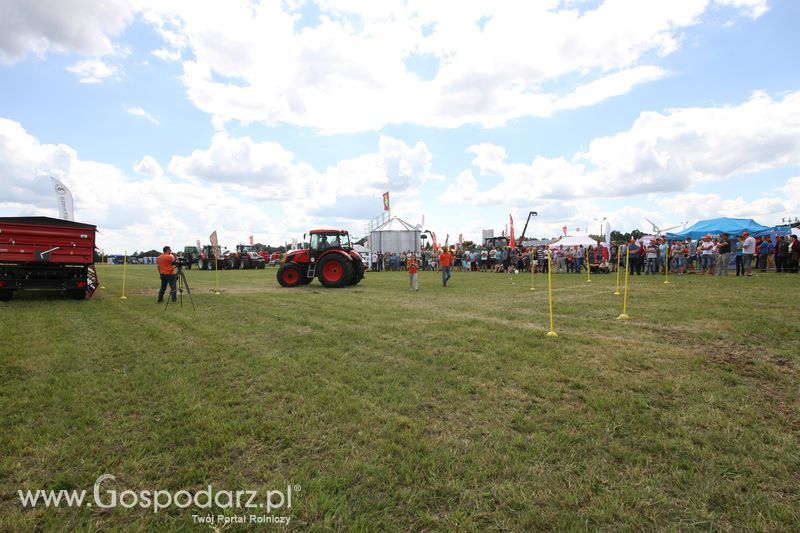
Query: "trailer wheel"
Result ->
[[67, 289, 86, 300], [0, 290, 12, 302]]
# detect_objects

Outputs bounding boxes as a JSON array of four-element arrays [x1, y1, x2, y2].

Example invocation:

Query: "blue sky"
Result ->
[[1, 0, 799, 253]]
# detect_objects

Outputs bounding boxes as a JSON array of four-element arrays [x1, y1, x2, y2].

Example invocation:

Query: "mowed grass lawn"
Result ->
[[1, 264, 799, 530]]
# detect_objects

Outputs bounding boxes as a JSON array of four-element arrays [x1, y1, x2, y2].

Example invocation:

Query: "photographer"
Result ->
[[156, 246, 177, 303]]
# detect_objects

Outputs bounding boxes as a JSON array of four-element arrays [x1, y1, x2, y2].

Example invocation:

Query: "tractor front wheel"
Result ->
[[318, 255, 353, 288], [277, 263, 304, 287]]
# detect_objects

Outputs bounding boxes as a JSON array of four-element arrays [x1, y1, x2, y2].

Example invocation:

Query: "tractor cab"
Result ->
[[308, 230, 352, 253]]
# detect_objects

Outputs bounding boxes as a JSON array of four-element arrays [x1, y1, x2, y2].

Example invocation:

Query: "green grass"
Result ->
[[1, 265, 799, 530]]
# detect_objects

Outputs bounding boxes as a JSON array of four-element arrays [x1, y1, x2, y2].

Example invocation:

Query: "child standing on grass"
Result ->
[[407, 253, 419, 291]]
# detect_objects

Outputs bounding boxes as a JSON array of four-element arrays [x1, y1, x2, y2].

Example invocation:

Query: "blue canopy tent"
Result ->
[[666, 217, 778, 240]]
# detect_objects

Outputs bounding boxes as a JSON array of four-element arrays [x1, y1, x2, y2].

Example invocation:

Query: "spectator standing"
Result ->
[[717, 233, 730, 276], [735, 235, 744, 276], [439, 247, 453, 287], [742, 232, 756, 276], [407, 253, 419, 291], [757, 237, 770, 272]]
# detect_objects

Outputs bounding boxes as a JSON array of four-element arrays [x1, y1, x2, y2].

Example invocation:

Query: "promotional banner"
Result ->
[[509, 214, 516, 249], [249, 235, 254, 245], [383, 192, 390, 211], [562, 225, 568, 236], [605, 222, 612, 251], [431, 231, 438, 251], [50, 177, 74, 221], [196, 239, 201, 251], [209, 231, 220, 257]]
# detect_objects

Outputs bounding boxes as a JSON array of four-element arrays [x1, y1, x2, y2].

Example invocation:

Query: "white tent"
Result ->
[[793, 227, 800, 238], [548, 234, 600, 249], [369, 217, 421, 254]]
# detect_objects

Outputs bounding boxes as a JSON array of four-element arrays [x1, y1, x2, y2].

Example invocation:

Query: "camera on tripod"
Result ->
[[173, 257, 189, 268]]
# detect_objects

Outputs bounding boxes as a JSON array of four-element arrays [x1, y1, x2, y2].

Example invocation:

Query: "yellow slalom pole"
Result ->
[[530, 250, 535, 291], [120, 250, 128, 300], [214, 256, 221, 295], [617, 246, 631, 320], [586, 248, 592, 283], [614, 244, 622, 295], [664, 242, 670, 284], [546, 250, 557, 337]]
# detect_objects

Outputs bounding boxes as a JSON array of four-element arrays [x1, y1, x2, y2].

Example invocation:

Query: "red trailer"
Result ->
[[0, 216, 99, 301]]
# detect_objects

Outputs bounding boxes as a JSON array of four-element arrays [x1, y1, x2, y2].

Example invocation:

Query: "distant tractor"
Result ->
[[196, 245, 230, 271], [179, 245, 198, 269], [277, 230, 365, 288], [229, 244, 266, 269]]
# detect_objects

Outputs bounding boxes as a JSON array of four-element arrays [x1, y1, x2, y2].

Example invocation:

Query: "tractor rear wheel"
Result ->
[[197, 258, 206, 270], [277, 263, 304, 287], [349, 260, 365, 285], [318, 254, 353, 288]]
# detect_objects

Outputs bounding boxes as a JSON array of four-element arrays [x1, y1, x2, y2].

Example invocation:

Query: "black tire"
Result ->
[[317, 254, 353, 288], [349, 259, 365, 285], [198, 258, 206, 270], [0, 290, 12, 302], [256, 262, 266, 270], [277, 263, 304, 287]]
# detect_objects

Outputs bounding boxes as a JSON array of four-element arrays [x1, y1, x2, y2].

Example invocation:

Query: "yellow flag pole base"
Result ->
[[664, 280, 670, 284], [586, 279, 592, 283], [613, 291, 621, 295], [529, 287, 535, 291], [215, 291, 221, 295], [617, 313, 630, 320], [546, 330, 558, 337], [120, 296, 127, 300]]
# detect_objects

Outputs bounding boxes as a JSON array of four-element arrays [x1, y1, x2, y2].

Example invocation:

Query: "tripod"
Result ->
[[165, 265, 196, 311]]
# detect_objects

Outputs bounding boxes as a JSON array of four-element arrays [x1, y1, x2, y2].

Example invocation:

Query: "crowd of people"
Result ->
[[369, 231, 800, 287]]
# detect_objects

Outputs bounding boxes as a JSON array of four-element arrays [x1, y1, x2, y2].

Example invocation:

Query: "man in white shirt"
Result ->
[[741, 231, 756, 276], [698, 235, 715, 274]]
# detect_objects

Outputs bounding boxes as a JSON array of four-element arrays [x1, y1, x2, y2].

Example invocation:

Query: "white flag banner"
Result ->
[[51, 177, 74, 221], [605, 222, 612, 250]]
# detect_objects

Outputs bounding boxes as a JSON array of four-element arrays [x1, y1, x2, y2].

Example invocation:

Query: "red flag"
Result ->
[[509, 214, 516, 248], [383, 192, 390, 211], [432, 231, 438, 251], [562, 225, 567, 236], [249, 235, 254, 245]]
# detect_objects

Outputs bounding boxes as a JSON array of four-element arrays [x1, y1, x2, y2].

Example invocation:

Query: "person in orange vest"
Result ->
[[156, 246, 177, 303], [439, 246, 453, 287]]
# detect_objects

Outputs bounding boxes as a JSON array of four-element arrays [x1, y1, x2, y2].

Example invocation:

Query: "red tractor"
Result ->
[[277, 229, 365, 288]]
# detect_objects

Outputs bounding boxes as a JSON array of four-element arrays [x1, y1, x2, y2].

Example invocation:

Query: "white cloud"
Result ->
[[125, 106, 160, 125], [135, 0, 762, 132], [151, 47, 181, 61], [444, 91, 800, 206], [168, 131, 438, 218], [714, 0, 769, 19], [133, 155, 164, 178], [0, 0, 135, 64], [66, 59, 120, 84]]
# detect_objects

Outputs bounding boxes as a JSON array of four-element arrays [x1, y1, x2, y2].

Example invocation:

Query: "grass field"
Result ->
[[1, 264, 799, 530]]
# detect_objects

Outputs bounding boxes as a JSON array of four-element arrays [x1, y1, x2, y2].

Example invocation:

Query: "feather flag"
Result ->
[[383, 192, 390, 211], [509, 214, 515, 248], [51, 177, 75, 221]]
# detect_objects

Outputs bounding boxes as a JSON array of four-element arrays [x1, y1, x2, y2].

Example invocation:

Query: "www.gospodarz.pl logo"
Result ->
[[17, 474, 298, 516]]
